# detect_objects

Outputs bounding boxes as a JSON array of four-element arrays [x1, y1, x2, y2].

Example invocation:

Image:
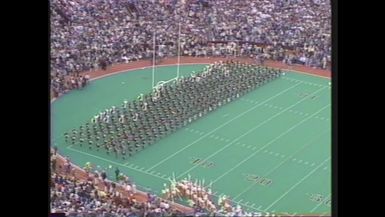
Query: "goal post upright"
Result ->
[[177, 22, 181, 79], [152, 31, 156, 89], [152, 8, 182, 91]]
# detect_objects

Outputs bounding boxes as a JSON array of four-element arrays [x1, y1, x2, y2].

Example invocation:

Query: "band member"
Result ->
[[142, 101, 148, 111], [118, 115, 125, 124], [133, 113, 138, 122]]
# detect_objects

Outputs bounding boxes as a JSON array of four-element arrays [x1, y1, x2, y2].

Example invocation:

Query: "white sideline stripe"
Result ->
[[66, 146, 168, 181], [50, 62, 330, 104], [90, 63, 211, 81], [283, 76, 329, 86], [147, 82, 302, 172]]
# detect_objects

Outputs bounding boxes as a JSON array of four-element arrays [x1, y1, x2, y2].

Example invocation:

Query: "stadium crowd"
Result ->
[[51, 172, 264, 216], [51, 149, 186, 217], [51, 0, 331, 95], [51, 0, 330, 215], [51, 150, 265, 216], [51, 72, 90, 97], [50, 173, 187, 216]]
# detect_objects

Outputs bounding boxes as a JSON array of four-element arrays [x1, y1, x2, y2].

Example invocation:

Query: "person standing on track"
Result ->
[[101, 170, 107, 181], [51, 151, 57, 172], [115, 167, 120, 181], [53, 146, 58, 155], [64, 156, 72, 176]]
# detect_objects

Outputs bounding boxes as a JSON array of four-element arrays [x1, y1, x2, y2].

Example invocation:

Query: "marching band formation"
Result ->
[[64, 61, 282, 159]]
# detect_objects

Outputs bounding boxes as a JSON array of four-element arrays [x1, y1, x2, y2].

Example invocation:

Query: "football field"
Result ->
[[51, 64, 331, 216]]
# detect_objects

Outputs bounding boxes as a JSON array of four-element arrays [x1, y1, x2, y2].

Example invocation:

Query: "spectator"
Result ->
[[51, 152, 57, 172], [51, 158, 261, 216], [101, 170, 107, 181], [51, 173, 126, 215], [53, 146, 58, 155], [50, 0, 331, 85]]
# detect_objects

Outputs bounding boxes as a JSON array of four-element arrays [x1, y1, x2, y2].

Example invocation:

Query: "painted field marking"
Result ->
[[264, 157, 331, 211], [66, 146, 168, 181], [147, 82, 304, 172], [232, 129, 329, 201], [310, 193, 331, 212], [210, 103, 330, 184]]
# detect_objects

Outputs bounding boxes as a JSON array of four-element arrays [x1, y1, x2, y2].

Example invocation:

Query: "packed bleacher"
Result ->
[[50, 172, 187, 216], [51, 148, 188, 217], [51, 149, 265, 216], [51, 0, 331, 96], [51, 72, 90, 98], [51, 1, 331, 215], [51, 172, 264, 216]]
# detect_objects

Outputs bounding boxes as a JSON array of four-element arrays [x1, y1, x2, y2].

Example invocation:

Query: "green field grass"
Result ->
[[51, 64, 331, 216]]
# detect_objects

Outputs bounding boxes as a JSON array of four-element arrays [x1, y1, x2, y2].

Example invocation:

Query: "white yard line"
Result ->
[[178, 87, 328, 179], [233, 129, 329, 200], [211, 103, 330, 184], [146, 82, 303, 171], [310, 193, 331, 212], [264, 157, 331, 211], [51, 62, 330, 214]]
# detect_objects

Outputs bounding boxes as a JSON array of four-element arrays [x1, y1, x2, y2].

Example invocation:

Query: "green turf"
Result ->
[[51, 65, 331, 215]]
